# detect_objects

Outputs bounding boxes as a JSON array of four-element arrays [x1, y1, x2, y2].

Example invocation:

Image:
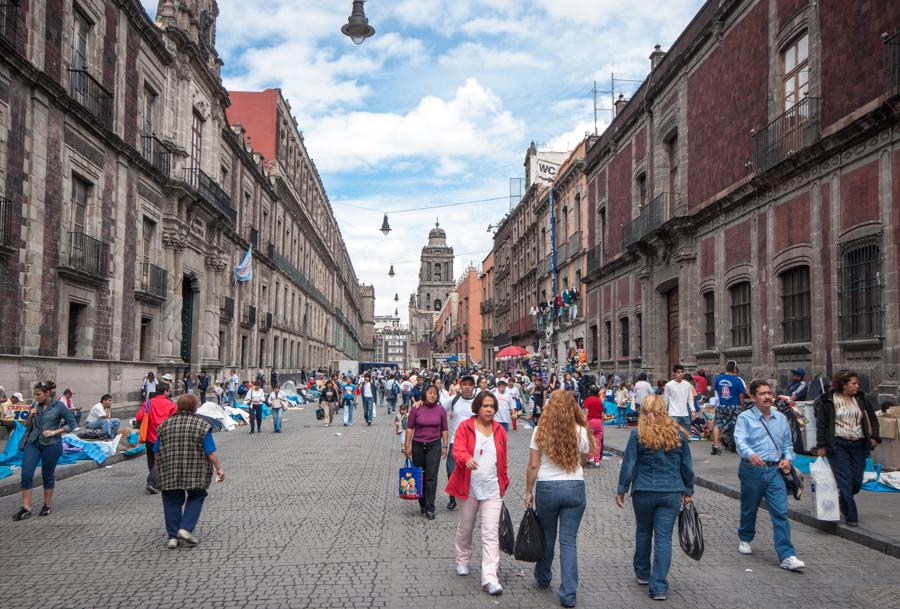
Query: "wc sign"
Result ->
[[536, 159, 560, 184], [527, 149, 569, 186]]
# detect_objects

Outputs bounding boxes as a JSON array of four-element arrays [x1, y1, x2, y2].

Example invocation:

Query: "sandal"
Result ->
[[13, 508, 31, 521]]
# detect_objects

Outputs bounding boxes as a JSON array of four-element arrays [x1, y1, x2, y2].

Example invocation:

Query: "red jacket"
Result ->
[[445, 418, 509, 500], [135, 394, 176, 443]]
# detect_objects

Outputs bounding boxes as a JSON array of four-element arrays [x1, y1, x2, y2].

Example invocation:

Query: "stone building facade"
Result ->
[[581, 0, 900, 398], [0, 0, 371, 403], [478, 252, 494, 366], [408, 221, 455, 365], [372, 315, 409, 368]]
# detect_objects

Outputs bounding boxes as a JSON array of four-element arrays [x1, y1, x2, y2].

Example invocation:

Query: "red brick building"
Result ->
[[582, 0, 900, 397]]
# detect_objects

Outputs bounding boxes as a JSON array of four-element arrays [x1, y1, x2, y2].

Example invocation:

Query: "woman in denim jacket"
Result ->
[[14, 380, 77, 521], [615, 394, 695, 601]]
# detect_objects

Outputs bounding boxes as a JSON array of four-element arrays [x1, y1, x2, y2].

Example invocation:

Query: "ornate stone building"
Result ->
[[0, 0, 371, 403], [408, 221, 455, 365]]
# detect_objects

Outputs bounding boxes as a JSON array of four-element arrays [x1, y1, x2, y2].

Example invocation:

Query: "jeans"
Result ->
[[161, 489, 208, 540], [272, 407, 283, 432], [199, 390, 207, 404], [387, 399, 397, 414], [412, 439, 442, 514], [20, 441, 63, 490], [498, 422, 510, 432], [145, 440, 158, 488], [249, 404, 263, 432], [228, 390, 236, 407], [455, 497, 503, 585], [342, 399, 354, 425], [86, 418, 121, 437], [673, 416, 692, 435], [616, 407, 628, 427], [534, 480, 587, 606], [362, 397, 374, 423], [632, 491, 681, 597], [402, 393, 411, 407], [828, 437, 867, 524], [738, 460, 796, 561], [445, 442, 457, 479]]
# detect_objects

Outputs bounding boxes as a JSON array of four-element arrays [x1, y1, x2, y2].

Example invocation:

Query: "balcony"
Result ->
[[240, 305, 256, 327], [752, 96, 821, 174], [249, 227, 258, 250], [183, 167, 236, 223], [0, 195, 13, 252], [68, 68, 113, 129], [567, 231, 582, 258], [266, 242, 275, 259], [140, 134, 171, 177], [480, 329, 493, 341], [493, 331, 510, 348], [0, 1, 18, 46], [135, 260, 167, 302], [536, 258, 548, 279], [480, 298, 494, 314], [258, 311, 272, 332], [587, 244, 604, 275], [623, 192, 669, 249], [462, 323, 469, 335], [555, 241, 568, 264], [220, 296, 234, 321], [887, 30, 900, 99], [62, 231, 108, 280]]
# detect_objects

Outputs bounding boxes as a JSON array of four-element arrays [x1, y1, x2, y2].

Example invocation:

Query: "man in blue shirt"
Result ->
[[711, 360, 749, 456], [733, 380, 805, 572]]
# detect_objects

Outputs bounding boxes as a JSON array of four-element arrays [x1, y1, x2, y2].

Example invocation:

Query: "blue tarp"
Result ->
[[0, 422, 104, 467], [0, 465, 12, 480], [791, 454, 874, 475]]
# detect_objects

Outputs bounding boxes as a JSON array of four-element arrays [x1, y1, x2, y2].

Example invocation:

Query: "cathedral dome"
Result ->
[[427, 220, 447, 246]]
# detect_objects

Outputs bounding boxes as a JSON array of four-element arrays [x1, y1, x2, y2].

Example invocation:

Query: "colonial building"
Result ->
[[0, 0, 370, 403], [372, 315, 409, 368], [581, 0, 900, 398], [430, 290, 459, 359], [479, 252, 495, 367], [455, 266, 482, 366], [408, 220, 455, 365]]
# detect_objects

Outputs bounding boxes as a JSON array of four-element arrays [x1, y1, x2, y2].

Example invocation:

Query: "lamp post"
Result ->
[[341, 0, 375, 45], [380, 213, 391, 235]]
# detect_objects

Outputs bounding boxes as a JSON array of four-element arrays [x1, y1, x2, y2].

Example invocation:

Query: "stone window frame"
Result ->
[[68, 1, 104, 72], [65, 146, 103, 240], [726, 279, 753, 348], [57, 284, 97, 358], [771, 245, 815, 349], [770, 8, 820, 122], [836, 228, 884, 344]]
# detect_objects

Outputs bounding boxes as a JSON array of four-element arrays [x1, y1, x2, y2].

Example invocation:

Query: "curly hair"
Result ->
[[534, 390, 596, 473], [831, 369, 858, 395], [636, 395, 686, 452]]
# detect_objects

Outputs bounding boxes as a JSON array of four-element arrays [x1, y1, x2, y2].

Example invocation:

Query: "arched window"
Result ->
[[434, 299, 442, 311]]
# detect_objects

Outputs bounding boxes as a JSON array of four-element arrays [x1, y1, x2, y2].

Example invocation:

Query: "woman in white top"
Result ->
[[248, 380, 266, 434], [268, 384, 287, 434], [445, 391, 509, 596], [524, 390, 595, 608]]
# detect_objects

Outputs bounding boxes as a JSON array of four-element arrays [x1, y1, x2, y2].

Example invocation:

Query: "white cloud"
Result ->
[[303, 78, 525, 172], [545, 120, 598, 152]]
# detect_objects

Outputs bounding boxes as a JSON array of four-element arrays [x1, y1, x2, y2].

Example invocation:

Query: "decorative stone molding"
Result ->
[[162, 218, 189, 250]]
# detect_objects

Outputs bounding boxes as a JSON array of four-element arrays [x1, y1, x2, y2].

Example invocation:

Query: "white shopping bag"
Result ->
[[809, 457, 840, 521]]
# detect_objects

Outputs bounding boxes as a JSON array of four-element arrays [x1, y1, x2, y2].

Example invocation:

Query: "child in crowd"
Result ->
[[394, 404, 409, 452]]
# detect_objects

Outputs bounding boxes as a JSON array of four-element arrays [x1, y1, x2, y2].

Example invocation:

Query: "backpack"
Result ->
[[391, 382, 401, 397]]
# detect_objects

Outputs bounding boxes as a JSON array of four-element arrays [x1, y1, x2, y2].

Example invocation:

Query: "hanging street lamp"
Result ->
[[380, 213, 391, 235], [341, 0, 375, 45], [388, 264, 395, 277]]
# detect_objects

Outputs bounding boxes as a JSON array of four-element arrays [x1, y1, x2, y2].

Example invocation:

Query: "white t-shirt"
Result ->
[[470, 429, 500, 500], [530, 425, 590, 481], [362, 382, 374, 398], [493, 391, 515, 424], [249, 388, 266, 405], [268, 390, 286, 408], [442, 394, 475, 440], [400, 381, 413, 393], [664, 380, 693, 417], [634, 380, 654, 405], [87, 403, 108, 424]]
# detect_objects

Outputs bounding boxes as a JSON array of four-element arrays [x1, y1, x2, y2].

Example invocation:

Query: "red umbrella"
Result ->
[[496, 345, 528, 358]]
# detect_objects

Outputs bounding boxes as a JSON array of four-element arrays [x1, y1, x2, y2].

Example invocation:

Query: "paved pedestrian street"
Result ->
[[1, 409, 897, 609]]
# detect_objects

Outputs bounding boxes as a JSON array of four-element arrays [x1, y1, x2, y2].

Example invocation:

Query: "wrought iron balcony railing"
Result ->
[[0, 195, 12, 249], [68, 68, 113, 129], [0, 0, 19, 46], [623, 192, 669, 249], [137, 260, 167, 299], [140, 134, 171, 177], [183, 167, 235, 222], [886, 30, 900, 99], [241, 305, 256, 326], [220, 296, 234, 321], [587, 244, 604, 274], [65, 231, 108, 278], [752, 96, 821, 173], [266, 242, 275, 259]]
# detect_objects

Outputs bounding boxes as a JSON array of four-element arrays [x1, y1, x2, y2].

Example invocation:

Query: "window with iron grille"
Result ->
[[620, 317, 630, 357], [780, 266, 811, 343], [604, 320, 612, 359], [729, 282, 751, 347], [840, 238, 882, 339], [703, 291, 715, 349]]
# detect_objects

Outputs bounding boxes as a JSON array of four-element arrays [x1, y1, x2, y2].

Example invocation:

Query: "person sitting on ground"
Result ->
[[85, 394, 121, 438], [2, 391, 27, 432], [61, 388, 81, 426]]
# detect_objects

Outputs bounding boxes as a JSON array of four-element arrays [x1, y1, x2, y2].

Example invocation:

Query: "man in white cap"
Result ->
[[493, 379, 516, 432]]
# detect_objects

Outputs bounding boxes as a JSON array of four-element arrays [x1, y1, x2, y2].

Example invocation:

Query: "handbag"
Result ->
[[513, 507, 545, 562], [137, 399, 151, 444], [760, 417, 804, 500], [677, 500, 704, 560], [398, 457, 423, 500], [498, 502, 515, 555], [315, 407, 325, 420]]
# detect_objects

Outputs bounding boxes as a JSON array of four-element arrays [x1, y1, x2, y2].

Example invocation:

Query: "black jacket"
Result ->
[[814, 391, 881, 452]]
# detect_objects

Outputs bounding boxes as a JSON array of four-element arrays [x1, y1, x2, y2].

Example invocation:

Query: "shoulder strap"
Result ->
[[759, 415, 784, 460], [450, 394, 462, 413]]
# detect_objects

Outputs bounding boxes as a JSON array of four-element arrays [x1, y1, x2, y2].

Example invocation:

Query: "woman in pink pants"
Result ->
[[445, 391, 510, 596], [583, 385, 605, 465]]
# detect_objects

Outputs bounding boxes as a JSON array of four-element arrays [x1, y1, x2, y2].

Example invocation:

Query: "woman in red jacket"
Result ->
[[445, 391, 509, 596]]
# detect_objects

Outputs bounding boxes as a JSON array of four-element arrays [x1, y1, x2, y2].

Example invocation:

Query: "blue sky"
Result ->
[[142, 0, 704, 320]]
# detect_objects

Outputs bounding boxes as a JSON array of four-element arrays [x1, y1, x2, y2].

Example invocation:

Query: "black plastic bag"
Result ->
[[499, 503, 515, 555], [514, 508, 545, 562], [677, 500, 704, 561]]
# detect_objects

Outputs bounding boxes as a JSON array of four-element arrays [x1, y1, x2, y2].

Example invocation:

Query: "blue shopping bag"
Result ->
[[399, 457, 423, 500]]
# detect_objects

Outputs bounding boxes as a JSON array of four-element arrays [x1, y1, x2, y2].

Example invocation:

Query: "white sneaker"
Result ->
[[176, 529, 199, 546], [738, 541, 752, 554], [456, 564, 470, 576], [166, 539, 179, 550], [780, 556, 805, 571], [483, 582, 503, 596]]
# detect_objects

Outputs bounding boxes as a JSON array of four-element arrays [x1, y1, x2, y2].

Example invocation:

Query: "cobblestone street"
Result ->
[[1, 408, 897, 609]]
